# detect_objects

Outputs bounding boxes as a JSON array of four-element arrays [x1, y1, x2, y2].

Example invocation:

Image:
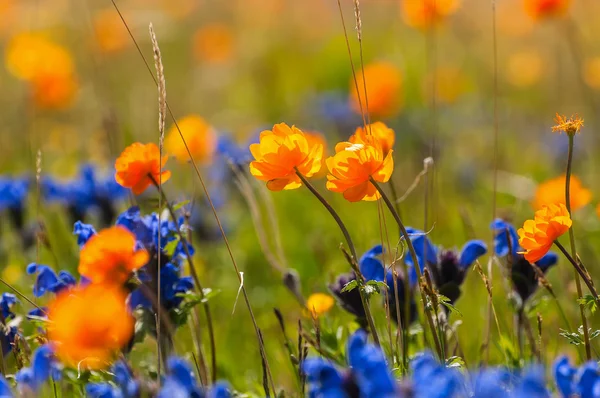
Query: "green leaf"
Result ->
[[445, 356, 465, 369], [163, 238, 180, 257], [341, 280, 358, 293], [560, 328, 584, 346], [172, 200, 191, 212], [578, 294, 598, 314], [440, 300, 463, 317]]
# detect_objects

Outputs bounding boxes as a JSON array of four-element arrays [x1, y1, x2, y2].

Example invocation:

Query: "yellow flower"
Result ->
[[249, 123, 323, 191], [326, 137, 394, 202], [506, 51, 543, 88], [533, 175, 591, 211], [5, 33, 74, 81], [518, 203, 572, 263], [165, 115, 217, 164], [552, 113, 584, 136], [93, 9, 129, 54], [349, 122, 395, 156], [350, 62, 403, 119], [306, 293, 335, 317]]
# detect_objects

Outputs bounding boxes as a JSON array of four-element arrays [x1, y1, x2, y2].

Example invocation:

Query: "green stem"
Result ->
[[370, 177, 443, 359], [564, 134, 592, 360], [295, 170, 381, 346]]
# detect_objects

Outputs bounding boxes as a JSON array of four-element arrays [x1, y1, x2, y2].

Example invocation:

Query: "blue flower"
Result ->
[[26, 263, 76, 297], [410, 351, 465, 398], [129, 263, 194, 311], [303, 358, 348, 398], [553, 356, 576, 397], [0, 177, 29, 211], [157, 357, 231, 398], [86, 361, 139, 398], [513, 366, 550, 398], [347, 330, 396, 397], [471, 368, 512, 398], [0, 294, 17, 320], [575, 361, 600, 398], [73, 221, 97, 247], [0, 375, 12, 397], [216, 135, 256, 167], [16, 345, 61, 393]]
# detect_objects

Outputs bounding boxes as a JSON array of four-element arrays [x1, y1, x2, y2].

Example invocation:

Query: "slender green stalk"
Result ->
[[370, 177, 443, 359], [553, 241, 598, 300], [295, 170, 381, 346], [564, 133, 591, 360]]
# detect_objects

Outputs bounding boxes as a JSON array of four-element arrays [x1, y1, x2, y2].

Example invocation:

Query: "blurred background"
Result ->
[[2, 0, 600, 392]]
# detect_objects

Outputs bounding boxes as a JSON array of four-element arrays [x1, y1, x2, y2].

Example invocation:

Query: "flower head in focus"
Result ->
[[306, 293, 334, 318], [518, 203, 572, 263], [165, 115, 217, 164], [78, 226, 149, 285], [249, 123, 323, 191], [326, 138, 393, 202], [533, 175, 591, 211], [115, 143, 171, 195], [350, 62, 402, 118], [524, 0, 571, 20], [349, 122, 395, 156], [401, 0, 461, 30], [47, 284, 134, 369], [552, 113, 584, 136]]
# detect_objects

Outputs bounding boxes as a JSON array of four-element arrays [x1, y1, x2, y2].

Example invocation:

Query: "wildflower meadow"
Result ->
[[2, 0, 600, 396]]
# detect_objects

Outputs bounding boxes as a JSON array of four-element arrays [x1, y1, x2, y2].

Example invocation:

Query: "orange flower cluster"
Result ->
[[78, 226, 149, 285], [48, 284, 134, 369], [524, 0, 571, 20], [401, 0, 461, 30], [533, 175, 591, 211], [115, 142, 171, 195], [165, 115, 217, 164], [326, 136, 394, 202], [249, 123, 324, 191], [518, 203, 572, 262], [5, 33, 78, 110], [350, 62, 403, 118]]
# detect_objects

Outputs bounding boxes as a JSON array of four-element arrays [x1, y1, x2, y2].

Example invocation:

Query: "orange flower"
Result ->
[[349, 122, 395, 156], [115, 142, 171, 195], [524, 0, 571, 20], [306, 293, 335, 317], [326, 137, 394, 202], [193, 23, 234, 64], [5, 33, 74, 81], [304, 130, 328, 177], [552, 113, 584, 136], [31, 71, 78, 110], [165, 115, 217, 163], [401, 0, 460, 30], [533, 175, 591, 211], [350, 62, 402, 119], [249, 123, 323, 191], [48, 284, 134, 369], [93, 9, 129, 54], [518, 203, 572, 263], [79, 226, 149, 285]]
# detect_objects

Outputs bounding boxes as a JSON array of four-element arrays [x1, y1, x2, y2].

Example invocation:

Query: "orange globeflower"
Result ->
[[350, 62, 402, 119], [401, 0, 460, 30], [193, 23, 234, 64], [326, 138, 394, 202], [349, 122, 395, 156], [518, 203, 572, 263], [249, 123, 324, 191], [79, 226, 149, 285], [306, 293, 335, 317], [5, 33, 74, 81], [115, 142, 171, 194], [48, 284, 134, 369], [524, 0, 571, 20], [533, 175, 591, 211], [165, 115, 217, 164], [31, 71, 78, 110], [93, 9, 129, 54]]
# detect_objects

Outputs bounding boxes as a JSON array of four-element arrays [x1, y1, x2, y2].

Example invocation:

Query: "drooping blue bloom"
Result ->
[[410, 351, 465, 398], [129, 263, 194, 311], [347, 330, 396, 397], [0, 177, 29, 211], [575, 361, 600, 398], [303, 358, 349, 398], [26, 264, 76, 297], [16, 345, 61, 393], [0, 294, 17, 320], [86, 361, 139, 398], [513, 366, 550, 398], [471, 368, 512, 398], [553, 356, 576, 397], [158, 357, 231, 398], [0, 375, 12, 397], [359, 245, 385, 282], [73, 221, 97, 247]]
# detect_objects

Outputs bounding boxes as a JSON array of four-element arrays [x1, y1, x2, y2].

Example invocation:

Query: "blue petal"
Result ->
[[514, 365, 550, 398], [29, 265, 59, 298], [166, 357, 197, 393], [0, 375, 13, 397], [491, 219, 520, 257], [536, 252, 558, 271], [208, 382, 231, 398], [553, 356, 575, 397], [576, 362, 600, 398], [458, 240, 487, 268], [302, 358, 346, 398], [86, 383, 121, 398], [73, 221, 97, 248], [405, 231, 438, 271], [360, 258, 385, 282], [32, 345, 54, 387]]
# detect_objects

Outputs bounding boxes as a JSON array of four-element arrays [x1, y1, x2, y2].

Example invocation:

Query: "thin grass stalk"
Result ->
[[353, 0, 371, 132], [110, 1, 276, 387], [564, 133, 591, 360], [370, 178, 443, 358], [294, 170, 380, 346]]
